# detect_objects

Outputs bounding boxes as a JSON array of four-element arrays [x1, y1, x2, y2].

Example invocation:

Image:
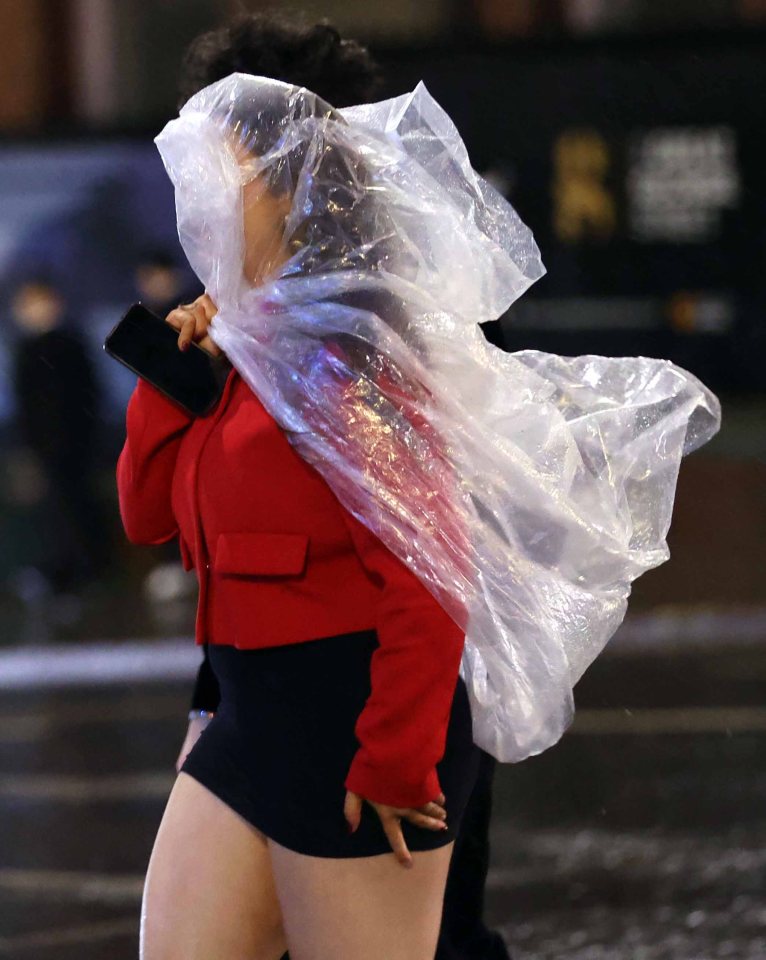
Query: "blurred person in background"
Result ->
[[134, 249, 201, 321], [133, 249, 205, 597], [124, 13, 511, 960], [9, 278, 111, 606]]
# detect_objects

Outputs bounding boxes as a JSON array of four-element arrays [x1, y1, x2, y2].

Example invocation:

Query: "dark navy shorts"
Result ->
[[180, 628, 482, 858]]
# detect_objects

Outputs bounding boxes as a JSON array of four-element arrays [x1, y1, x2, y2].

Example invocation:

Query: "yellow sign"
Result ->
[[552, 131, 616, 243]]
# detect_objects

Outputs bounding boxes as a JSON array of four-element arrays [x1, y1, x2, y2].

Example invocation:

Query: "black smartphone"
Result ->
[[103, 303, 231, 417]]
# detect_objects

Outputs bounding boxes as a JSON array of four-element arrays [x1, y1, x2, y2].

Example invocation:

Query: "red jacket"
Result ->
[[116, 366, 466, 808]]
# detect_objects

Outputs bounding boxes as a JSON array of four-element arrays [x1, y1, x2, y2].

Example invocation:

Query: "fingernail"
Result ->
[[440, 822, 448, 830]]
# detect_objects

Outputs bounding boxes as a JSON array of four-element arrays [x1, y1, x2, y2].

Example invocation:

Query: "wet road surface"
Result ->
[[0, 618, 764, 958]]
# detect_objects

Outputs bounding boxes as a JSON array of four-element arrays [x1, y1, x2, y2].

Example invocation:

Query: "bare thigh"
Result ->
[[269, 837, 455, 960], [141, 771, 287, 960]]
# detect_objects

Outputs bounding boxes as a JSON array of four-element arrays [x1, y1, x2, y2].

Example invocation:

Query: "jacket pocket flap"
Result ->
[[214, 532, 309, 576]]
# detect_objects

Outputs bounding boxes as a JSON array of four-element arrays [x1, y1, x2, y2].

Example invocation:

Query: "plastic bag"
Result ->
[[155, 74, 721, 761]]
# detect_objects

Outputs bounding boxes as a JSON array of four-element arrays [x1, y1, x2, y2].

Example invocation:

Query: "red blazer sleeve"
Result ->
[[341, 509, 466, 809], [116, 378, 194, 545], [333, 346, 470, 809]]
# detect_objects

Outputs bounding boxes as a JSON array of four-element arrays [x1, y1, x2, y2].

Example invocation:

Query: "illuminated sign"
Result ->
[[627, 127, 740, 243]]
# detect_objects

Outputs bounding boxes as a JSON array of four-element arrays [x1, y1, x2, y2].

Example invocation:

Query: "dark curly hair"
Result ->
[[177, 11, 382, 111], [177, 12, 421, 367]]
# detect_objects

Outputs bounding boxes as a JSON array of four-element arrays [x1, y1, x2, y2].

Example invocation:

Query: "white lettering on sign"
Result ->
[[627, 127, 740, 243]]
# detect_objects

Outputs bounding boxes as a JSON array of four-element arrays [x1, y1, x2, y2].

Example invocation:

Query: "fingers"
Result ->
[[380, 815, 413, 869], [198, 292, 218, 318], [164, 305, 197, 350], [406, 797, 448, 832], [346, 791, 448, 869], [343, 790, 363, 833], [196, 334, 223, 358], [404, 810, 449, 832], [346, 795, 414, 868], [165, 293, 218, 352], [178, 302, 207, 351], [421, 800, 446, 820], [163, 306, 185, 331]]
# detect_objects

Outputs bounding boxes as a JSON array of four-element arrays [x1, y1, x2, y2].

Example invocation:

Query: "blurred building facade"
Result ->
[[0, 0, 763, 616], [4, 0, 766, 131], [1, 0, 764, 401]]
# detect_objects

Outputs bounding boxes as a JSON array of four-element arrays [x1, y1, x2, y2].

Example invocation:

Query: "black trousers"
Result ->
[[280, 749, 511, 960], [38, 454, 112, 591], [435, 750, 511, 960]]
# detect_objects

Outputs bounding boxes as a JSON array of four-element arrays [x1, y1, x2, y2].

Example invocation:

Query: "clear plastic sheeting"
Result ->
[[155, 74, 721, 762]]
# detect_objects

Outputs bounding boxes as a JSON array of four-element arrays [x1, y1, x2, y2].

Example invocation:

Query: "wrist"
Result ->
[[345, 751, 442, 810]]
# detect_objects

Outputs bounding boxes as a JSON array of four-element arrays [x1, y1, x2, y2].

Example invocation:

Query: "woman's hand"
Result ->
[[343, 789, 448, 869], [175, 715, 214, 773], [164, 293, 222, 357]]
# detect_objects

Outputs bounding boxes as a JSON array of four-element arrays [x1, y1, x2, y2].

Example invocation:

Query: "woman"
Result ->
[[122, 14, 719, 960], [118, 18, 484, 960]]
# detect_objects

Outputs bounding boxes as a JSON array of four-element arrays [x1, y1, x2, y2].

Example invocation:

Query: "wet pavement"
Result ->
[[0, 602, 764, 958]]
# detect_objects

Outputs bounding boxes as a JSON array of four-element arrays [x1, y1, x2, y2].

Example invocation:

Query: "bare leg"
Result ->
[[269, 838, 455, 960], [141, 771, 288, 960]]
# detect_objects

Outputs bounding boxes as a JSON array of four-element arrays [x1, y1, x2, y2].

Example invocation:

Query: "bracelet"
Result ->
[[188, 709, 216, 721]]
